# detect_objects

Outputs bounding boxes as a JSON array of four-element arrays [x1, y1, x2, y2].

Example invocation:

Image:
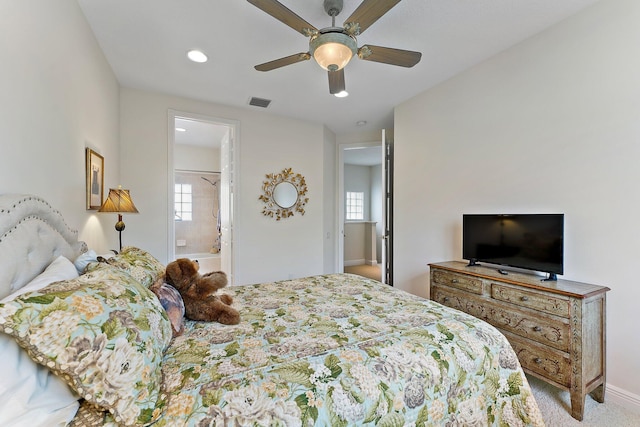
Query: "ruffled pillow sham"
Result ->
[[0, 262, 173, 427], [97, 246, 166, 288]]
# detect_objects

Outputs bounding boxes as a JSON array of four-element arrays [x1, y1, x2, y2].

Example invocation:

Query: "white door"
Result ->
[[382, 130, 393, 285]]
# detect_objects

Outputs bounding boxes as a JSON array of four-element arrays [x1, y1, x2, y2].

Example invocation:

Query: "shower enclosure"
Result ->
[[174, 170, 221, 272]]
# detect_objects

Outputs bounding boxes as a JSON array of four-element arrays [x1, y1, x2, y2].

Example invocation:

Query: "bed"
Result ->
[[0, 194, 544, 426]]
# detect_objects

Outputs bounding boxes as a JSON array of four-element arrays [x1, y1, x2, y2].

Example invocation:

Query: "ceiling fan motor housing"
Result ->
[[310, 30, 357, 71]]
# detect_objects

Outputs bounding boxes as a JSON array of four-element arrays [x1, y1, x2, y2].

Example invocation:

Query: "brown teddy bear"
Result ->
[[165, 258, 240, 325]]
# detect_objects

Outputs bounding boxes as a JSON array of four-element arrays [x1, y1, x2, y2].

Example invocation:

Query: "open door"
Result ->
[[382, 130, 393, 285]]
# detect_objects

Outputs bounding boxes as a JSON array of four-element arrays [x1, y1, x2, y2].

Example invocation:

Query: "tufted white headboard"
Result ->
[[0, 194, 87, 299]]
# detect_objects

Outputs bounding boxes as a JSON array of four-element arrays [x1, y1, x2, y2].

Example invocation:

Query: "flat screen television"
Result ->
[[463, 214, 564, 280]]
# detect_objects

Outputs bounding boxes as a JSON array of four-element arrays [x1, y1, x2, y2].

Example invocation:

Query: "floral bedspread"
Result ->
[[150, 273, 543, 427]]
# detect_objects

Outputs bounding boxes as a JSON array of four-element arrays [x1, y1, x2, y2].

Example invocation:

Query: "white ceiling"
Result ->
[[344, 146, 382, 166], [77, 0, 599, 136], [174, 117, 227, 148]]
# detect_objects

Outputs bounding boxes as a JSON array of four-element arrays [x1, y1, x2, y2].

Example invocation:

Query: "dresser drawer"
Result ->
[[431, 285, 490, 319], [486, 304, 570, 352], [505, 331, 571, 388], [432, 270, 483, 295], [491, 283, 570, 318], [432, 279, 571, 352]]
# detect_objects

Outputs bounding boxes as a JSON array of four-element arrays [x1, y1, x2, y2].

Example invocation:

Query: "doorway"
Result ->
[[168, 111, 238, 284], [337, 132, 392, 284]]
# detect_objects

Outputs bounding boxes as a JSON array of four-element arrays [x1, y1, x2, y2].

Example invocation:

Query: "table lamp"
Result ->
[[99, 186, 139, 252]]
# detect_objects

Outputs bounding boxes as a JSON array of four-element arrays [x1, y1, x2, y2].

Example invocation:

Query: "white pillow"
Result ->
[[73, 249, 98, 274], [1, 255, 79, 303], [0, 334, 79, 426], [0, 255, 80, 425]]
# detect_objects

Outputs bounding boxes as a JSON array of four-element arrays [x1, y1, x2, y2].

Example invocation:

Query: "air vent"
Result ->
[[249, 97, 272, 108]]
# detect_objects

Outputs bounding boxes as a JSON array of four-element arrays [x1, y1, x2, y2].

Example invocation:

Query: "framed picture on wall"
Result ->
[[86, 148, 104, 210]]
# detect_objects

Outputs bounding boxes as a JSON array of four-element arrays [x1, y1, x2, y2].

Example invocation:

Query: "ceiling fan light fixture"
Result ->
[[334, 90, 349, 98], [310, 32, 356, 71]]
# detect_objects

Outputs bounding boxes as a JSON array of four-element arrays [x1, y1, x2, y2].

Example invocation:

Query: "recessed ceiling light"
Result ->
[[187, 50, 208, 63], [175, 127, 186, 132], [334, 90, 349, 98], [356, 120, 367, 126]]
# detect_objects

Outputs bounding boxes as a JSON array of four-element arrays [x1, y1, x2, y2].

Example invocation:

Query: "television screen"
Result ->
[[463, 214, 564, 276]]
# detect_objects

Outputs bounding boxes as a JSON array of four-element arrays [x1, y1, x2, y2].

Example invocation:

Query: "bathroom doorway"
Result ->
[[168, 111, 238, 284]]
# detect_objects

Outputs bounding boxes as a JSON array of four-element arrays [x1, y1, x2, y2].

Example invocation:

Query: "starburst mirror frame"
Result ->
[[259, 168, 308, 220]]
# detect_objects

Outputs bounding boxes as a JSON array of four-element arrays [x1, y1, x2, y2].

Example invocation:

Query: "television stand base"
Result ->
[[542, 273, 558, 281]]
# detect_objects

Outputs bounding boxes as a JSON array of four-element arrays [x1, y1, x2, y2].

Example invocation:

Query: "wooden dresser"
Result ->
[[429, 261, 610, 421]]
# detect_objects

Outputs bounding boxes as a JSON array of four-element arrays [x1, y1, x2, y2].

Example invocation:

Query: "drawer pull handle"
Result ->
[[443, 297, 450, 302], [521, 296, 529, 302], [534, 358, 542, 364], [533, 326, 542, 332], [451, 279, 458, 283]]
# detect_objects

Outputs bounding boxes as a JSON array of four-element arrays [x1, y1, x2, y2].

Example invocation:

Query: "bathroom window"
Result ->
[[175, 184, 192, 221], [346, 191, 364, 220]]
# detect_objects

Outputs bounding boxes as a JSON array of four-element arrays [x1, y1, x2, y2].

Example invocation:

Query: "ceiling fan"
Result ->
[[247, 0, 422, 96]]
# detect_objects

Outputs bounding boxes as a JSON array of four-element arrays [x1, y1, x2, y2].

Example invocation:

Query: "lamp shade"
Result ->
[[98, 188, 139, 213], [310, 32, 357, 71]]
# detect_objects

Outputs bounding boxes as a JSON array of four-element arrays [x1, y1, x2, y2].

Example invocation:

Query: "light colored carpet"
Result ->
[[527, 375, 640, 426], [344, 264, 381, 281]]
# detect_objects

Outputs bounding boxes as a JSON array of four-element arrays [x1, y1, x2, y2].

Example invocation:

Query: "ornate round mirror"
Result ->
[[259, 168, 308, 220], [273, 181, 298, 208]]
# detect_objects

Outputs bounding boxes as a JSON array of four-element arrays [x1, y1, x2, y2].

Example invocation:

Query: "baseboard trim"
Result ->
[[365, 260, 378, 266], [607, 383, 640, 414], [344, 259, 365, 267]]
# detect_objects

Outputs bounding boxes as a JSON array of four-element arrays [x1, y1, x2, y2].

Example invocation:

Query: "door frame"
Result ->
[[167, 110, 239, 284], [336, 139, 388, 283]]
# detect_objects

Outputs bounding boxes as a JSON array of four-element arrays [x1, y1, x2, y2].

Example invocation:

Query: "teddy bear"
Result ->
[[164, 258, 240, 325]]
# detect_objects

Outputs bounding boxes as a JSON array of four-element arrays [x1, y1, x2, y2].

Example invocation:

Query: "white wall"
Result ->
[[371, 164, 383, 262], [395, 0, 640, 402], [0, 0, 120, 254], [323, 126, 337, 273], [119, 88, 332, 285], [174, 144, 220, 172], [344, 222, 366, 265], [337, 130, 383, 145]]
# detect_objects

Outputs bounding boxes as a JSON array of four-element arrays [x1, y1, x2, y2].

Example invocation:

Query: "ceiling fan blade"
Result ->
[[255, 52, 311, 72], [343, 0, 401, 35], [247, 0, 317, 36], [328, 69, 346, 94], [358, 44, 421, 67]]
